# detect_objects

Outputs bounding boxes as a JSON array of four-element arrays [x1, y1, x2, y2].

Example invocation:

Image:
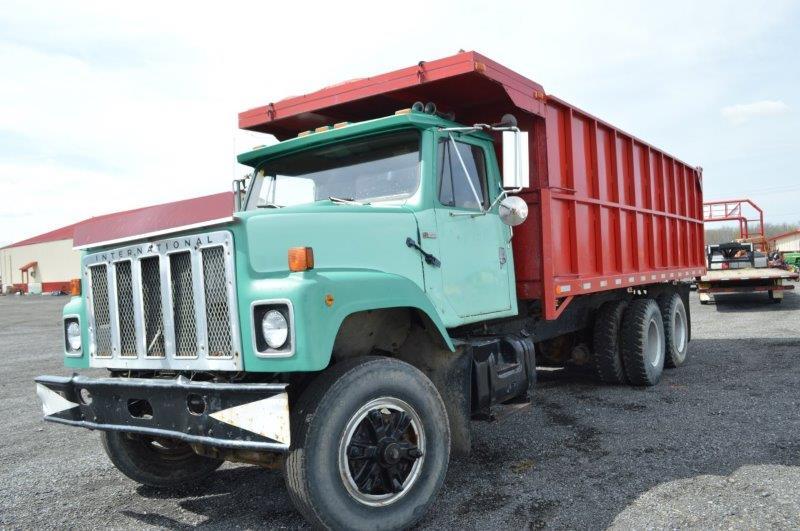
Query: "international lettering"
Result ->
[[89, 233, 222, 264]]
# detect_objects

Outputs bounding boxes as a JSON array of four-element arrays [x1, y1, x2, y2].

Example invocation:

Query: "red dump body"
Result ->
[[240, 51, 705, 320]]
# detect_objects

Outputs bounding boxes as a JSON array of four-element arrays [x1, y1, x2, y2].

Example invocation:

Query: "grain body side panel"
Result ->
[[527, 97, 705, 319]]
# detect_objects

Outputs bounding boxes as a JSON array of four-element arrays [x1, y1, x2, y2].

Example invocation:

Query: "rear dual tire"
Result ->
[[657, 293, 689, 368], [622, 299, 666, 386], [594, 296, 679, 386], [592, 300, 629, 384]]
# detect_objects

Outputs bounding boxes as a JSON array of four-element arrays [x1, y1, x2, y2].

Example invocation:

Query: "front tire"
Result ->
[[101, 432, 222, 488], [284, 356, 450, 530], [622, 299, 666, 386]]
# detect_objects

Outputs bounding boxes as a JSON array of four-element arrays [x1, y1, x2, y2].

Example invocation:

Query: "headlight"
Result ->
[[66, 321, 81, 351], [261, 310, 288, 349]]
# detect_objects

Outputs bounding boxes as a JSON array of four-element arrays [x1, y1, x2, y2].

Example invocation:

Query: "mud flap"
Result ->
[[396, 329, 473, 457]]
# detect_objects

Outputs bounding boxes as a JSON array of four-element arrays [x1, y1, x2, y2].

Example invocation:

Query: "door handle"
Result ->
[[406, 237, 441, 268]]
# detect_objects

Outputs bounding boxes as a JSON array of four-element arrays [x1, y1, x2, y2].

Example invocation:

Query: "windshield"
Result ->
[[245, 130, 421, 209]]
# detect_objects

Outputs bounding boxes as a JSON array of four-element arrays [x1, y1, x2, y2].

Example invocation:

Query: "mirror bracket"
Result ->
[[232, 177, 248, 211]]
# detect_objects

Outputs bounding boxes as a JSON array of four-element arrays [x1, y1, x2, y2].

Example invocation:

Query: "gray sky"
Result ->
[[1, 0, 798, 245]]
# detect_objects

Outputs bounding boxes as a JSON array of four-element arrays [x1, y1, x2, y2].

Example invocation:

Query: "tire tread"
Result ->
[[621, 298, 664, 386], [657, 292, 688, 368], [284, 357, 374, 528], [592, 300, 628, 384], [101, 432, 222, 489], [283, 356, 449, 530]]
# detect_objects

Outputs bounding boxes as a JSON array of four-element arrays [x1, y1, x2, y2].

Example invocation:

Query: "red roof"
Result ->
[[19, 261, 37, 271], [73, 192, 233, 248], [3, 192, 233, 250], [768, 228, 800, 242], [2, 222, 79, 249]]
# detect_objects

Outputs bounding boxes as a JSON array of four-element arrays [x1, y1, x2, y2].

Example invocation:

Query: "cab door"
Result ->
[[432, 133, 512, 318]]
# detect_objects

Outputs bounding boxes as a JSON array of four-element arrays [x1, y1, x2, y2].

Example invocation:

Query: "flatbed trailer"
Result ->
[[700, 199, 798, 303], [698, 268, 798, 303]]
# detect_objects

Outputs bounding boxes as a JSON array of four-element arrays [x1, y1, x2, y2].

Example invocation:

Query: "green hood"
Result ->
[[233, 204, 425, 288]]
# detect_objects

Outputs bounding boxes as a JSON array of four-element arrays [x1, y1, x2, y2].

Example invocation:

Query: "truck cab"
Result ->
[[232, 109, 522, 372]]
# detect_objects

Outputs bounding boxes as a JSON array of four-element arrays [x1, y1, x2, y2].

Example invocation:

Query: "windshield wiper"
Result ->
[[329, 196, 366, 206], [257, 202, 283, 208]]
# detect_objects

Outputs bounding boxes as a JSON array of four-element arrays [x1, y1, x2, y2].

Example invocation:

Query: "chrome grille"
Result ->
[[141, 257, 165, 357], [89, 265, 112, 358], [170, 252, 197, 357], [202, 246, 233, 357], [82, 230, 241, 371], [115, 261, 137, 357]]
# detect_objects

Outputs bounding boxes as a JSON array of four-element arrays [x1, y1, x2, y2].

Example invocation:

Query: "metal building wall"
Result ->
[[0, 239, 80, 293], [774, 233, 800, 252]]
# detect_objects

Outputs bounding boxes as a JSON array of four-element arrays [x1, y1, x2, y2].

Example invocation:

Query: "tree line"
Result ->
[[705, 222, 800, 245]]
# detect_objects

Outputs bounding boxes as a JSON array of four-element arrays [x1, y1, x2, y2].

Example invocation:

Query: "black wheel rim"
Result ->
[[338, 397, 425, 506]]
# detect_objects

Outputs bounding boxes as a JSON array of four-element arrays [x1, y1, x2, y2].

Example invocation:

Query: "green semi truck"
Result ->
[[35, 52, 705, 529]]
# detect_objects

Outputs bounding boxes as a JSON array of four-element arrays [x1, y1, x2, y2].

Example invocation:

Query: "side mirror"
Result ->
[[498, 195, 529, 226], [502, 130, 530, 189]]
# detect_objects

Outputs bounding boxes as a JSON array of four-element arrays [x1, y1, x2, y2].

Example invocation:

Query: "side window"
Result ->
[[438, 139, 488, 210]]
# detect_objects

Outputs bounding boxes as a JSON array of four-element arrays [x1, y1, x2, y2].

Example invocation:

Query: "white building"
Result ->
[[0, 224, 80, 294], [769, 229, 800, 253], [1, 192, 233, 294]]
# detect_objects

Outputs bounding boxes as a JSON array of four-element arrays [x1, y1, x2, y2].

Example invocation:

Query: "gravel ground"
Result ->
[[1, 290, 798, 529]]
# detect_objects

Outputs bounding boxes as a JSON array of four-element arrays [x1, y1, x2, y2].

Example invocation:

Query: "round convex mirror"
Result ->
[[499, 195, 528, 226]]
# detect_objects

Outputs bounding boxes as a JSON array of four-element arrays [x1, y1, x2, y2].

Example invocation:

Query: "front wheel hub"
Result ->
[[382, 442, 402, 465], [339, 397, 426, 506]]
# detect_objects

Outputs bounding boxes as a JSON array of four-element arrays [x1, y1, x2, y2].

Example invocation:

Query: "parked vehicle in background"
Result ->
[[34, 52, 704, 529], [780, 252, 800, 270], [699, 200, 799, 304]]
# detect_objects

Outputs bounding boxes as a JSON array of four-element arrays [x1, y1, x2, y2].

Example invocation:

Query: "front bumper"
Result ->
[[34, 375, 290, 451]]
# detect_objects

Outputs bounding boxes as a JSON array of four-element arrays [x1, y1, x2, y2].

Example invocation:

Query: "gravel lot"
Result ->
[[1, 290, 798, 529]]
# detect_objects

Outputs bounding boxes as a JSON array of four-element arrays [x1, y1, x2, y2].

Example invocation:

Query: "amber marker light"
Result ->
[[69, 278, 81, 296], [288, 247, 315, 272]]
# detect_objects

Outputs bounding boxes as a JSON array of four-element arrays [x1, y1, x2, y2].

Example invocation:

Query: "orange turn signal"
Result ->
[[69, 278, 81, 296], [288, 247, 314, 272]]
